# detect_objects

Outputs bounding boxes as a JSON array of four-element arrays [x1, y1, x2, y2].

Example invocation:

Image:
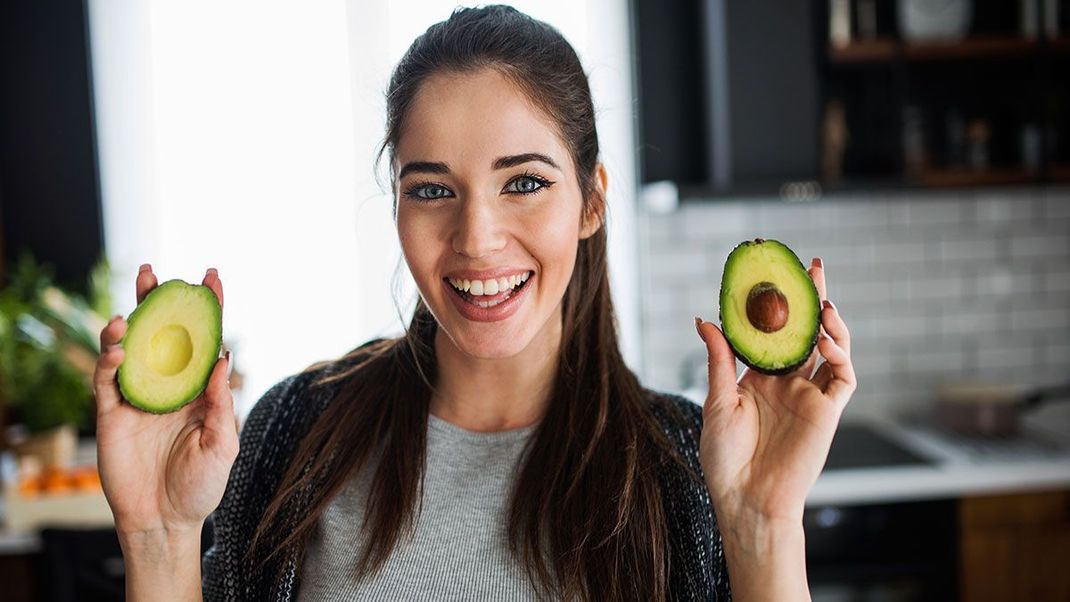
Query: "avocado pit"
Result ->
[[746, 281, 789, 333], [147, 324, 194, 376]]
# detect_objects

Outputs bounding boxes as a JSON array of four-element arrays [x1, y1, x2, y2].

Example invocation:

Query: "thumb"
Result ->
[[695, 317, 739, 412], [200, 352, 238, 459]]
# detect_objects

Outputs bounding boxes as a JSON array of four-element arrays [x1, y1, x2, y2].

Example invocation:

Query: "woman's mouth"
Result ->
[[442, 270, 534, 322]]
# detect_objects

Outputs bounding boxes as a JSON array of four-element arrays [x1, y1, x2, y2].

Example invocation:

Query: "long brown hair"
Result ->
[[249, 6, 690, 599]]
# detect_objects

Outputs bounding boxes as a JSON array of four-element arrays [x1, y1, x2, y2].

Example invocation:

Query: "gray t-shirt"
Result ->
[[297, 412, 541, 601]]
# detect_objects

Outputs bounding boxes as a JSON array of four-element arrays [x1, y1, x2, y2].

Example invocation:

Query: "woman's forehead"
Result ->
[[395, 69, 570, 174]]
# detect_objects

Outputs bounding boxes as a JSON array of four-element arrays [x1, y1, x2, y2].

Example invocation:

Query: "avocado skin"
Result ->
[[117, 280, 222, 414], [717, 239, 820, 376], [717, 319, 818, 376]]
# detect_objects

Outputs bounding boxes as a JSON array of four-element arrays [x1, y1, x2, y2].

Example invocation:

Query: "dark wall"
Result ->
[[0, 0, 104, 295], [634, 0, 709, 185], [722, 0, 819, 184], [633, 0, 821, 192]]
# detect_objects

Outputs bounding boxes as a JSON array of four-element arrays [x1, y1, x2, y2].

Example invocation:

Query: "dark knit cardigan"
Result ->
[[201, 360, 733, 601]]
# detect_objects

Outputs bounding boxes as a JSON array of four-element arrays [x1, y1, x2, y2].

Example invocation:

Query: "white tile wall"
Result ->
[[637, 186, 1070, 422]]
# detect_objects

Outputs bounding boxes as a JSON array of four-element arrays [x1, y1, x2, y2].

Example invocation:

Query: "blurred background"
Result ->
[[1, 0, 1068, 600]]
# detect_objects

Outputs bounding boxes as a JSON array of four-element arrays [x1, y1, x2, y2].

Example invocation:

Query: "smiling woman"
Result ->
[[95, 4, 855, 602], [239, 7, 729, 600], [395, 67, 603, 362]]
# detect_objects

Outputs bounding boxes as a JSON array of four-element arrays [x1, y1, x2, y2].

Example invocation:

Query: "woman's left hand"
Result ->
[[695, 257, 857, 527]]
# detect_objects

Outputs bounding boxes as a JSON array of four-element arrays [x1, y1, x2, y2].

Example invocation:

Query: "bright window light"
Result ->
[[88, 1, 639, 420]]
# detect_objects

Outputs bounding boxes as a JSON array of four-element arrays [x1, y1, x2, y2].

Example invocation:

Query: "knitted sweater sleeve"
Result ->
[[201, 374, 301, 602], [649, 391, 733, 601]]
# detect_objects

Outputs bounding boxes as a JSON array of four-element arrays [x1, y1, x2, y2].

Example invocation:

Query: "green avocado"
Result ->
[[718, 239, 820, 375], [117, 279, 222, 413]]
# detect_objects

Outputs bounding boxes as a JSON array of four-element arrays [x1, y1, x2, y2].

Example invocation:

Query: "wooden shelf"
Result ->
[[828, 38, 899, 62], [1048, 163, 1070, 182], [919, 167, 1039, 188], [829, 35, 1069, 64], [906, 36, 1039, 61], [1049, 37, 1070, 52]]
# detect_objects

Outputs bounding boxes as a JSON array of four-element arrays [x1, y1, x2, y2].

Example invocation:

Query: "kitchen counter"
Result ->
[[808, 418, 1070, 507], [0, 528, 39, 555], [675, 387, 1070, 508], [4, 402, 1069, 555]]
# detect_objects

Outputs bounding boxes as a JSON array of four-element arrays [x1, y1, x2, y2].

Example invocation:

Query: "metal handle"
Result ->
[[1022, 382, 1070, 409]]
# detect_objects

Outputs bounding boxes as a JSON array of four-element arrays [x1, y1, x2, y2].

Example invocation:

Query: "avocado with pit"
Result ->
[[718, 239, 820, 375], [117, 279, 222, 413]]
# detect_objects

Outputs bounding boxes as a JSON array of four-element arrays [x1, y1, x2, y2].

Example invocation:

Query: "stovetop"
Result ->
[[823, 423, 933, 471], [823, 420, 1070, 471], [899, 423, 1070, 464]]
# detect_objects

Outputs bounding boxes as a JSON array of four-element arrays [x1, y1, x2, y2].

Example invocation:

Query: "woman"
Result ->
[[94, 6, 855, 601]]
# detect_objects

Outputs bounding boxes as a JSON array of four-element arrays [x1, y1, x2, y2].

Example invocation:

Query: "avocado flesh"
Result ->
[[719, 239, 820, 375], [117, 279, 222, 413]]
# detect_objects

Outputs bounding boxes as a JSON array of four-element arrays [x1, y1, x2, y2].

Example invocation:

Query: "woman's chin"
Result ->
[[445, 326, 533, 360]]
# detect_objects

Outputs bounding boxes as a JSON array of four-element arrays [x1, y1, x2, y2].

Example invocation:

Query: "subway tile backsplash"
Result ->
[[637, 186, 1070, 422]]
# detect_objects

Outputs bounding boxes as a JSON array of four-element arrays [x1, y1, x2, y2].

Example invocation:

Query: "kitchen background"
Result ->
[[640, 186, 1070, 423], [2, 0, 1069, 600]]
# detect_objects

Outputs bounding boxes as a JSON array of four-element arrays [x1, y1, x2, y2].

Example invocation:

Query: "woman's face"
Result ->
[[395, 68, 603, 359]]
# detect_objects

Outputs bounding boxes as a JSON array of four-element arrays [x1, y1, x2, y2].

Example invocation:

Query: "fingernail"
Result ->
[[813, 257, 823, 269], [207, 267, 218, 277], [823, 299, 833, 310], [225, 350, 234, 379], [694, 316, 707, 342], [139, 263, 151, 273]]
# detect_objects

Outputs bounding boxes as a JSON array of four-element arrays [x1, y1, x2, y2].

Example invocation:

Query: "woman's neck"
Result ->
[[429, 317, 560, 433]]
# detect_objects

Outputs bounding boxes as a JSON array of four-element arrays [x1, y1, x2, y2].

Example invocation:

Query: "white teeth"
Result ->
[[447, 271, 532, 296]]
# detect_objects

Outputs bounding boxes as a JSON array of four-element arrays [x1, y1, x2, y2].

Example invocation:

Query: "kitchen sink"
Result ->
[[822, 423, 934, 471]]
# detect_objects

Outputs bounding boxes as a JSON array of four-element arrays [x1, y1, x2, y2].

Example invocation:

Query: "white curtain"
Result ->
[[87, 0, 641, 419]]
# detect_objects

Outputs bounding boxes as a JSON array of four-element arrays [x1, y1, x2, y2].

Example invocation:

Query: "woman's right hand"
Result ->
[[94, 264, 238, 538]]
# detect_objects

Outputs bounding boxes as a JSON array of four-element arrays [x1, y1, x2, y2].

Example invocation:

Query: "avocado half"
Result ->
[[117, 279, 222, 413], [718, 239, 820, 375]]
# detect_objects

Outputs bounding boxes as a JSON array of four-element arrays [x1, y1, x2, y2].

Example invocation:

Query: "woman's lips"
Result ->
[[442, 273, 533, 322], [444, 267, 533, 281]]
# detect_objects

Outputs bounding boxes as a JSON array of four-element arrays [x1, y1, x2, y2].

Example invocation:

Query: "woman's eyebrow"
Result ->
[[398, 153, 560, 180], [493, 153, 560, 171], [398, 161, 450, 180]]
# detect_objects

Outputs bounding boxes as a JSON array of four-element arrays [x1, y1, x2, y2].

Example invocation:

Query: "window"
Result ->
[[88, 0, 639, 419]]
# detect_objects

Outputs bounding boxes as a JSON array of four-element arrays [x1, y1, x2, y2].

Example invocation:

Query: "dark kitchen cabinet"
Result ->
[[0, 0, 105, 293], [804, 499, 958, 600], [958, 489, 1070, 601], [632, 0, 1070, 200], [633, 0, 822, 197]]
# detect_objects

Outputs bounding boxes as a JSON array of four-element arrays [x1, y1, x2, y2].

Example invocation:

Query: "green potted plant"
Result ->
[[0, 254, 110, 467]]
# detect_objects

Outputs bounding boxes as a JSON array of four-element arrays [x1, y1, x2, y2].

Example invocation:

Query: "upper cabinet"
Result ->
[[633, 0, 1070, 200]]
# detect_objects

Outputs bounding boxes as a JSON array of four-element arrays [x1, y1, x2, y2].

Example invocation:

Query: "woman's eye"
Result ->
[[504, 175, 549, 194], [407, 183, 453, 200]]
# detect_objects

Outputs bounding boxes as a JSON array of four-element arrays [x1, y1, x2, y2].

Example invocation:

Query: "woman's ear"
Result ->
[[579, 163, 608, 240]]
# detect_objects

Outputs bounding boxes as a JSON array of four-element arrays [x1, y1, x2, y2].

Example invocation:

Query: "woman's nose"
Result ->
[[451, 196, 508, 259]]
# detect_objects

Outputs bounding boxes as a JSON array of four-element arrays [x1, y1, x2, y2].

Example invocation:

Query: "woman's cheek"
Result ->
[[396, 219, 437, 290], [527, 202, 582, 262]]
